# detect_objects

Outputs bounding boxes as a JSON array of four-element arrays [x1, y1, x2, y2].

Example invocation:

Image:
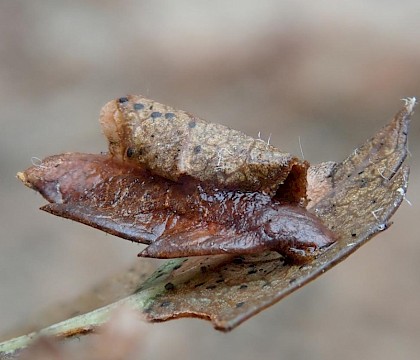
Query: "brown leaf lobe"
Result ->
[[19, 153, 334, 263]]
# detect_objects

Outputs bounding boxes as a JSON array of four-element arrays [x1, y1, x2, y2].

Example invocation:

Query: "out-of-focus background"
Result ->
[[1, 1, 419, 359]]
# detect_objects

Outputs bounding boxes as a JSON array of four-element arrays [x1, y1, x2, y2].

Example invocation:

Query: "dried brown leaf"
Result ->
[[119, 98, 413, 330], [5, 97, 413, 351]]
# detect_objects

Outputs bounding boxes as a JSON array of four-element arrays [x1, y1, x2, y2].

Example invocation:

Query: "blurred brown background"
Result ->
[[1, 1, 420, 359]]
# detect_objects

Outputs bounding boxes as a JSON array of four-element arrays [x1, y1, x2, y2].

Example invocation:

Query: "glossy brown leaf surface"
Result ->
[[18, 153, 335, 264], [16, 98, 414, 332]]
